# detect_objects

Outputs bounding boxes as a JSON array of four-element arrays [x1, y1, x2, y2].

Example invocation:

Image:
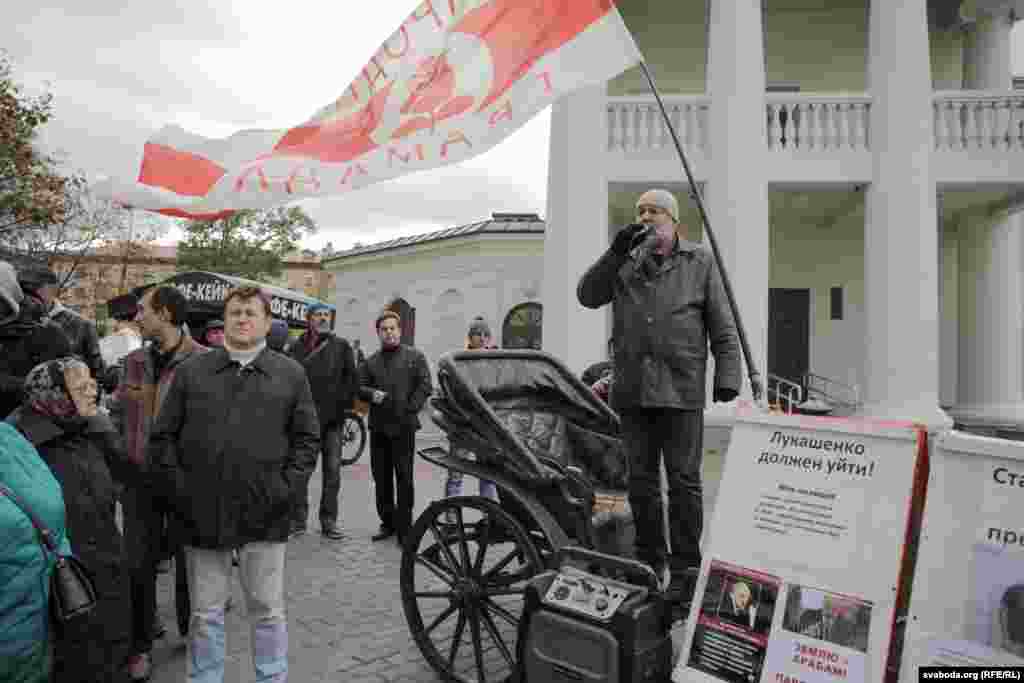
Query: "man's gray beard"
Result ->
[[315, 320, 332, 333]]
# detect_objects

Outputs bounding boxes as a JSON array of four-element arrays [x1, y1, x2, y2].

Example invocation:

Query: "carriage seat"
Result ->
[[491, 403, 629, 506]]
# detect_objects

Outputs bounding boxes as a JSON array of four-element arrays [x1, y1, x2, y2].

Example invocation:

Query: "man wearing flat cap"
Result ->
[[285, 303, 357, 540], [577, 188, 742, 602], [18, 266, 105, 381]]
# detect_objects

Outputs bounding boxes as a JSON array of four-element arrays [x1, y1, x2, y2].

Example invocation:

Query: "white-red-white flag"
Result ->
[[95, 0, 642, 219]]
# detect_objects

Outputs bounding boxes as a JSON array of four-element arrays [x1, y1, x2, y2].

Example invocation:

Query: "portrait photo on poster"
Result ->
[[687, 560, 781, 683], [971, 543, 1024, 658], [781, 585, 872, 654]]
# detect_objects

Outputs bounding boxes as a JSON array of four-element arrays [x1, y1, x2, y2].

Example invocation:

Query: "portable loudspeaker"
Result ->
[[517, 546, 673, 683]]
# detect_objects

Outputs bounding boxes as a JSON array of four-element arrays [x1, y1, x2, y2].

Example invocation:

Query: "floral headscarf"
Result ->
[[24, 357, 89, 420]]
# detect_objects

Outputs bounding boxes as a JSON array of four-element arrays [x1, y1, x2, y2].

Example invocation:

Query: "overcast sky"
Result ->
[[4, 2, 1023, 252]]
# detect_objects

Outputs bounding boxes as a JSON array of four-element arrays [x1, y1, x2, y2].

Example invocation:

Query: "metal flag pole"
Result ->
[[638, 60, 764, 402]]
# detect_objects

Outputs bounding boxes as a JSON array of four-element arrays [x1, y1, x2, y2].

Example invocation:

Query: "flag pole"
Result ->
[[638, 60, 764, 403]]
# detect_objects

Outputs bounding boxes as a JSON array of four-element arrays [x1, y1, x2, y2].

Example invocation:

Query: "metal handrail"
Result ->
[[803, 372, 861, 408], [766, 373, 803, 414]]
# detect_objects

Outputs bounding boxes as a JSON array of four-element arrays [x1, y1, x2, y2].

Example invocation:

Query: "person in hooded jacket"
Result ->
[[0, 262, 73, 420], [285, 303, 356, 540], [0, 421, 72, 683], [266, 319, 290, 353], [6, 357, 140, 683]]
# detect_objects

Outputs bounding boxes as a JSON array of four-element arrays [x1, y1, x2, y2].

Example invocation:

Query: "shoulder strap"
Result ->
[[0, 482, 57, 554]]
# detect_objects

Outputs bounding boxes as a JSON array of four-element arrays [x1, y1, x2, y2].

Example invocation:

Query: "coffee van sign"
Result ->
[[144, 271, 332, 327]]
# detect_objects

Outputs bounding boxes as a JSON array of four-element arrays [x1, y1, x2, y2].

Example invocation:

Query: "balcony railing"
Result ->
[[933, 91, 1024, 151], [766, 95, 871, 152], [608, 92, 1024, 159], [607, 96, 710, 152]]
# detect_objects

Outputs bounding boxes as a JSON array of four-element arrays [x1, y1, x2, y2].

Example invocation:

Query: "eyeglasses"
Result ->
[[636, 206, 666, 217]]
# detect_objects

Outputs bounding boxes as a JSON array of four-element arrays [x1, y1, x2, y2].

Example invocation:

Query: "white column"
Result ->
[[963, 10, 1014, 90], [704, 0, 769, 405], [542, 84, 609, 376], [862, 0, 951, 426], [953, 208, 1024, 431], [950, 7, 1023, 432]]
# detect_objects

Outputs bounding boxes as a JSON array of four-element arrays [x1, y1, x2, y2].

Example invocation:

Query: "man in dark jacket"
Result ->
[[358, 309, 432, 543], [0, 262, 73, 419], [148, 285, 319, 683], [285, 303, 357, 540], [109, 285, 207, 679], [18, 266, 105, 380], [577, 188, 742, 599]]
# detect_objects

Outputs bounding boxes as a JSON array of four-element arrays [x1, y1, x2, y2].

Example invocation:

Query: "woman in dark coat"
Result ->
[[6, 357, 139, 682]]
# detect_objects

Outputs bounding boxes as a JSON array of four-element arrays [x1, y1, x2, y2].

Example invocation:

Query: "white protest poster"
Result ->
[[899, 431, 1024, 682], [675, 407, 925, 683]]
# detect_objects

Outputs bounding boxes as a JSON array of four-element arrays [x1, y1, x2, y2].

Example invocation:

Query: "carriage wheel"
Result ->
[[331, 410, 367, 466], [401, 496, 543, 683]]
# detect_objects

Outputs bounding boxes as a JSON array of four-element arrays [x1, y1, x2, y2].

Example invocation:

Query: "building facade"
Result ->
[[323, 213, 545, 374], [543, 0, 1024, 435]]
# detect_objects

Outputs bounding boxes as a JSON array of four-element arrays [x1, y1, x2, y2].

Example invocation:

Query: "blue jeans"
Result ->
[[445, 470, 498, 499], [185, 542, 288, 682], [444, 447, 497, 500]]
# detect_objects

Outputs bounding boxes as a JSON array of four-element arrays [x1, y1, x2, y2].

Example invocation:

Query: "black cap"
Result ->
[[17, 265, 58, 291]]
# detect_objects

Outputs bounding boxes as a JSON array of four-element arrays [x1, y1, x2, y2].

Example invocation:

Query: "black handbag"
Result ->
[[0, 482, 98, 623]]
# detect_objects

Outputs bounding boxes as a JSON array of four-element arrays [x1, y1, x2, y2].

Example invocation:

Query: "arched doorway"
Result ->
[[502, 302, 542, 350], [386, 298, 416, 346]]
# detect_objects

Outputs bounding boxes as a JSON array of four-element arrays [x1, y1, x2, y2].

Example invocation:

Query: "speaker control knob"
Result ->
[[553, 585, 571, 601], [595, 597, 609, 612]]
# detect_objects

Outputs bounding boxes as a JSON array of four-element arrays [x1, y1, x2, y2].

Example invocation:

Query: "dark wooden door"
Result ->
[[768, 288, 810, 386], [502, 302, 543, 350]]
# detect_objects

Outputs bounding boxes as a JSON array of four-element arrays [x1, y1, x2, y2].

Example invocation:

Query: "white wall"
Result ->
[[328, 236, 544, 372]]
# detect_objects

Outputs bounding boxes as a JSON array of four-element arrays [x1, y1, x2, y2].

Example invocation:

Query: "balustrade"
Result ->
[[606, 96, 709, 152], [933, 92, 1024, 151], [765, 95, 871, 152], [606, 92, 1024, 157]]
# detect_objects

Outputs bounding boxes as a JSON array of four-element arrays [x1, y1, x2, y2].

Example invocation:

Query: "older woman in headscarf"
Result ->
[[5, 357, 140, 682]]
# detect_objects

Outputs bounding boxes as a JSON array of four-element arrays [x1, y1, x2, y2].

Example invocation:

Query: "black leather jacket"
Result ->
[[577, 238, 742, 411]]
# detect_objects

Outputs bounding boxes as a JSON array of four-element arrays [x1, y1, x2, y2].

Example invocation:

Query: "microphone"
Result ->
[[630, 225, 654, 251]]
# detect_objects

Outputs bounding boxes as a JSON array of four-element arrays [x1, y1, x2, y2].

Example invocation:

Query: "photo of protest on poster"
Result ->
[[971, 543, 1024, 658], [782, 585, 872, 654], [687, 560, 781, 683]]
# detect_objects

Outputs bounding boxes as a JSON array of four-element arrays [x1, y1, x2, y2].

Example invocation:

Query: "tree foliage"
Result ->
[[176, 206, 317, 281], [0, 177, 169, 296], [0, 51, 71, 233]]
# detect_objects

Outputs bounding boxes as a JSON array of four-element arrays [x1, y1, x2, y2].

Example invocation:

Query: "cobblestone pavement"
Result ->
[[148, 432, 689, 682]]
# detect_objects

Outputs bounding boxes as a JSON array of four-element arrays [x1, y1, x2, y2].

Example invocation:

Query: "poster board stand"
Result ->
[[899, 430, 1024, 680], [673, 406, 927, 683]]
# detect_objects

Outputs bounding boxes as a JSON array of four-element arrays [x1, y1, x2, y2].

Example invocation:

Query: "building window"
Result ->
[[502, 302, 542, 350], [830, 287, 843, 321]]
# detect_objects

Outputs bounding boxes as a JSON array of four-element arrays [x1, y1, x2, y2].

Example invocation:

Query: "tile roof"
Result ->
[[325, 213, 545, 261]]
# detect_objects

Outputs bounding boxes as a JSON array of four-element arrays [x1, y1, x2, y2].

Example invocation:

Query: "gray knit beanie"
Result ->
[[467, 317, 491, 338], [636, 188, 679, 222]]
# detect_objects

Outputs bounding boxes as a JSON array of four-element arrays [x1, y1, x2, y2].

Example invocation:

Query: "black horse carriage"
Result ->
[[401, 349, 663, 682]]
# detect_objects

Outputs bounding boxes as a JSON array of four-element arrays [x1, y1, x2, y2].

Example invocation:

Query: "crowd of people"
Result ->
[[0, 186, 743, 682]]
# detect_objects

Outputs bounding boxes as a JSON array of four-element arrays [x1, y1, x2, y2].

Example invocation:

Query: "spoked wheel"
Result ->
[[330, 410, 367, 466], [401, 496, 543, 683]]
